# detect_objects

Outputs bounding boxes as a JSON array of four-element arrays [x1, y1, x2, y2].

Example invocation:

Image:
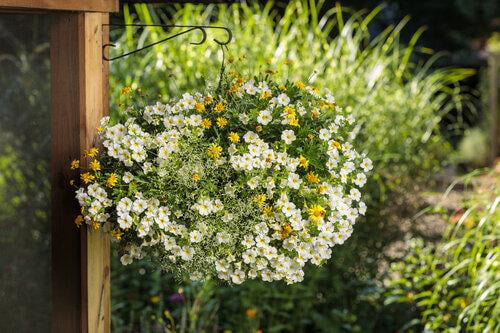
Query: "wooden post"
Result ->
[[51, 11, 110, 333]]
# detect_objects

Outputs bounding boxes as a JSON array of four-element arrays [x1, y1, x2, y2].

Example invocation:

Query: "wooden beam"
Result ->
[[51, 12, 84, 333], [80, 12, 111, 333], [0, 0, 118, 12], [51, 11, 110, 333]]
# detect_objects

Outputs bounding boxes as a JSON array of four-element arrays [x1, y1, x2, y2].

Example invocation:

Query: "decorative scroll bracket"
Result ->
[[102, 23, 232, 61]]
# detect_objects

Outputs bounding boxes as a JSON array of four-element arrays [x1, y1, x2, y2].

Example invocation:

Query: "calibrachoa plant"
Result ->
[[73, 74, 372, 284]]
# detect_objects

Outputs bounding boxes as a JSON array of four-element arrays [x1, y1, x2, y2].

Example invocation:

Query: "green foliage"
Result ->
[[109, 1, 476, 331], [386, 170, 500, 332]]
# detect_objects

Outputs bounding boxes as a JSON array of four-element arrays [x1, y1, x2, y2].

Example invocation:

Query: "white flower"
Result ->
[[195, 199, 213, 216], [360, 158, 373, 172], [281, 130, 296, 144], [118, 215, 133, 229], [120, 254, 133, 265], [243, 131, 258, 143], [287, 173, 302, 189], [188, 114, 202, 126], [257, 110, 273, 125], [122, 172, 133, 183], [239, 113, 250, 125], [282, 202, 296, 216], [247, 176, 260, 189], [217, 232, 231, 244], [358, 201, 367, 215], [349, 188, 361, 201], [354, 173, 367, 187], [231, 269, 246, 284], [117, 198, 133, 216], [277, 93, 290, 106], [189, 230, 203, 243], [242, 235, 255, 248], [132, 199, 148, 213], [180, 246, 195, 261], [319, 129, 331, 141]]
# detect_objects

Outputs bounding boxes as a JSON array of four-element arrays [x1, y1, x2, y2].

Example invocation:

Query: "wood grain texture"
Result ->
[[0, 0, 118, 12], [51, 11, 110, 333], [79, 12, 111, 333], [51, 12, 84, 333]]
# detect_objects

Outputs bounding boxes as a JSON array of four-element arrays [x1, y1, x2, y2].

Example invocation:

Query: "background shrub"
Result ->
[[109, 1, 477, 331]]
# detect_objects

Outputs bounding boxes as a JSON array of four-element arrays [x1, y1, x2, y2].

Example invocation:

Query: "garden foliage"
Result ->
[[108, 1, 486, 332]]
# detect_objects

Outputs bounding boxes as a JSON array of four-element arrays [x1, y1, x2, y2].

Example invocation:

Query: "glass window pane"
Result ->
[[0, 14, 51, 332]]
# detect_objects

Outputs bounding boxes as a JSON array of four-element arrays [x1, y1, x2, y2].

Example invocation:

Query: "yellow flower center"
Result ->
[[308, 205, 326, 222], [216, 117, 228, 128], [228, 132, 240, 143], [106, 173, 118, 188], [207, 144, 223, 159], [90, 159, 101, 172], [214, 102, 225, 113], [195, 102, 205, 112], [299, 155, 309, 169], [306, 171, 320, 184], [201, 118, 212, 129]]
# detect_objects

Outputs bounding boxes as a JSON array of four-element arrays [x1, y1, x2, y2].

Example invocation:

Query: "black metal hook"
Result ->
[[102, 24, 232, 61]]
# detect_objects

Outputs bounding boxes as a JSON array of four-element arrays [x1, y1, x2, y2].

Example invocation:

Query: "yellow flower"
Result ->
[[207, 144, 223, 159], [321, 102, 335, 110], [262, 205, 273, 217], [90, 159, 101, 172], [70, 159, 80, 170], [150, 295, 161, 304], [261, 91, 272, 99], [281, 224, 292, 239], [284, 106, 296, 115], [229, 84, 240, 93], [299, 155, 309, 169], [120, 86, 131, 96], [255, 125, 263, 132], [91, 219, 100, 230], [245, 308, 257, 318], [316, 185, 327, 194], [289, 117, 299, 127], [311, 110, 320, 119], [204, 95, 213, 104], [228, 132, 240, 143], [214, 102, 225, 113], [278, 85, 287, 91], [96, 127, 104, 133], [201, 118, 212, 129], [295, 81, 306, 90], [111, 228, 123, 240], [216, 117, 228, 128], [87, 147, 99, 158], [106, 173, 118, 188], [81, 172, 95, 184], [195, 102, 205, 112], [308, 205, 326, 222], [330, 140, 341, 150], [192, 173, 201, 182], [253, 194, 266, 207], [74, 215, 84, 227], [306, 171, 320, 184]]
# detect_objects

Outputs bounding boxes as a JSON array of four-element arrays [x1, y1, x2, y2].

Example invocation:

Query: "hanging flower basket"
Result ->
[[73, 74, 372, 284]]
